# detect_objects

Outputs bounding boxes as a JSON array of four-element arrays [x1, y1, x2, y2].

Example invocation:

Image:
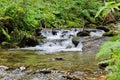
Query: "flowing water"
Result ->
[[15, 28, 105, 53], [0, 28, 109, 80]]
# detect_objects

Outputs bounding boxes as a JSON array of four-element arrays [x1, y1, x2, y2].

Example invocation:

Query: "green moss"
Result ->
[[103, 30, 118, 36], [86, 24, 97, 28]]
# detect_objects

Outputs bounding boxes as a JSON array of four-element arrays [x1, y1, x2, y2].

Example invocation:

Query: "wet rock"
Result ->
[[62, 30, 69, 34], [35, 28, 42, 36], [55, 57, 64, 60], [72, 36, 80, 47], [50, 57, 64, 61], [52, 30, 57, 35], [99, 62, 108, 70], [34, 70, 51, 74], [62, 75, 80, 80], [96, 27, 110, 32], [62, 75, 73, 80], [19, 35, 39, 47], [77, 30, 89, 36], [0, 66, 9, 71]]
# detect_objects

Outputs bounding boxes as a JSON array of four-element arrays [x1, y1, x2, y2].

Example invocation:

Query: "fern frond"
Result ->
[[1, 28, 11, 40]]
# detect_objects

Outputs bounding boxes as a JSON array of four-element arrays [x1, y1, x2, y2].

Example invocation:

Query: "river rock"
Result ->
[[0, 66, 9, 71], [62, 75, 80, 80], [55, 57, 64, 60], [72, 36, 80, 47], [34, 70, 51, 74], [62, 75, 73, 80], [52, 30, 57, 35], [96, 26, 110, 32], [99, 62, 108, 70], [77, 30, 89, 36], [19, 35, 39, 47]]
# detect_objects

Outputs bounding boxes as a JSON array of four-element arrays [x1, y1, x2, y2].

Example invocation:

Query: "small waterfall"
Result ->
[[90, 30, 105, 37], [17, 28, 105, 54]]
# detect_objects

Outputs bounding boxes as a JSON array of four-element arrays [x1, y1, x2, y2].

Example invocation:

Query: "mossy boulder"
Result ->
[[96, 26, 110, 32], [77, 30, 89, 36], [103, 30, 118, 36], [97, 23, 117, 33], [19, 35, 39, 47], [86, 24, 97, 28]]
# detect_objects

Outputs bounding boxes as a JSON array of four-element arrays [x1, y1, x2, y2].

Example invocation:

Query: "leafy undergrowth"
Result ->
[[96, 35, 120, 80], [0, 0, 101, 47]]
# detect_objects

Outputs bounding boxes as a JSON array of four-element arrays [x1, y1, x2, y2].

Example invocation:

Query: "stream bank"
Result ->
[[0, 28, 111, 80]]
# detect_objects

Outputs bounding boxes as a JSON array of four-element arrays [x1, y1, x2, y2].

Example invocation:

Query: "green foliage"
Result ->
[[1, 27, 11, 40], [95, 1, 120, 18], [96, 41, 120, 59], [96, 35, 120, 80], [0, 0, 101, 44]]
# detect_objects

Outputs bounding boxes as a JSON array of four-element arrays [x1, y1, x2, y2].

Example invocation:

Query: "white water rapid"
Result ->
[[16, 28, 105, 54]]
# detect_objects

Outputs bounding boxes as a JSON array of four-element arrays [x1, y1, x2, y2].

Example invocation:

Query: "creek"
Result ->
[[0, 28, 110, 80]]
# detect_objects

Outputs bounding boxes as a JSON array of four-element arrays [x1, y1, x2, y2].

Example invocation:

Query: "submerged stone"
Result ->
[[55, 57, 64, 60], [34, 70, 51, 74]]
